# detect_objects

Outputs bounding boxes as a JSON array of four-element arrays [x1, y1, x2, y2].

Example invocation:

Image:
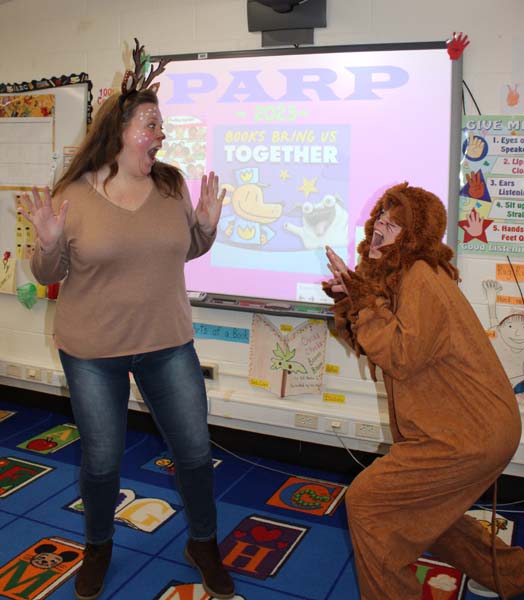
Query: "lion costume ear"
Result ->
[[120, 38, 169, 101]]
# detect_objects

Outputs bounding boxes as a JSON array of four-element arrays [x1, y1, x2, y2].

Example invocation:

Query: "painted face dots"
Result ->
[[130, 106, 162, 146]]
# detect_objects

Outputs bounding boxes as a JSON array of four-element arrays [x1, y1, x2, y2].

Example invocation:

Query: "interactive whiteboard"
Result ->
[[153, 42, 462, 310]]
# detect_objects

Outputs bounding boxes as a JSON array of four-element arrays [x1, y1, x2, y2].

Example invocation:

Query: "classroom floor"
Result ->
[[0, 391, 523, 600]]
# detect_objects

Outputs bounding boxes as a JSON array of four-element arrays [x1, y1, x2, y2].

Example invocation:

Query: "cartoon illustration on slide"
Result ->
[[284, 193, 348, 249], [157, 116, 207, 180], [483, 279, 524, 393], [219, 167, 283, 247]]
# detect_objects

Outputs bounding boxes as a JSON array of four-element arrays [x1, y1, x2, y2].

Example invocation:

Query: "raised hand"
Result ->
[[18, 186, 68, 251], [482, 278, 502, 300], [324, 245, 349, 296], [195, 171, 226, 234]]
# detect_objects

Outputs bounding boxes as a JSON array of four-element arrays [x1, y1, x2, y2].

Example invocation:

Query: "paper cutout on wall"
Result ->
[[500, 83, 524, 113], [0, 252, 15, 293], [248, 314, 327, 397]]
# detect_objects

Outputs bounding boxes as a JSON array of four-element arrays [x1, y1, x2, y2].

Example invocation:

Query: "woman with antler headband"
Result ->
[[20, 39, 235, 600], [323, 183, 523, 600]]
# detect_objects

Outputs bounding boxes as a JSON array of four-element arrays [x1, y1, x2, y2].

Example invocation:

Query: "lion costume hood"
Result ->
[[355, 183, 459, 304]]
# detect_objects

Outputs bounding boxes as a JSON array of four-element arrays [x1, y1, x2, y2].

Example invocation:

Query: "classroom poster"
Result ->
[[458, 115, 524, 257], [459, 116, 524, 400], [248, 314, 327, 397], [0, 75, 90, 295]]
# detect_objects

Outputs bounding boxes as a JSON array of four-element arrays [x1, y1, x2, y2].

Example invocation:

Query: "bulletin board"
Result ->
[[0, 73, 92, 294]]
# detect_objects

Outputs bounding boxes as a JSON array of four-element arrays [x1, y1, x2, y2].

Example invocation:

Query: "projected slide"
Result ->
[[155, 46, 456, 304]]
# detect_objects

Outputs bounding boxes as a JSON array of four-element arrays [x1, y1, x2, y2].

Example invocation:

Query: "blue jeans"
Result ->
[[59, 342, 217, 545]]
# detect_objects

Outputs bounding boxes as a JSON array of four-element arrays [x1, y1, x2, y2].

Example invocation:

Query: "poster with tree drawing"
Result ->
[[248, 314, 327, 397]]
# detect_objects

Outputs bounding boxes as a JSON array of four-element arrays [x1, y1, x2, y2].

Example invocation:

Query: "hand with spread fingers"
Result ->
[[324, 245, 349, 298], [27, 39, 236, 600], [19, 186, 68, 252], [195, 171, 226, 234], [323, 245, 377, 316]]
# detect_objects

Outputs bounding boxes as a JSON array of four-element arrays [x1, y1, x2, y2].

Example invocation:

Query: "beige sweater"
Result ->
[[31, 177, 215, 359]]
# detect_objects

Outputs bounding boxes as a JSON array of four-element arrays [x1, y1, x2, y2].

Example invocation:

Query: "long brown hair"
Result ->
[[53, 89, 183, 198]]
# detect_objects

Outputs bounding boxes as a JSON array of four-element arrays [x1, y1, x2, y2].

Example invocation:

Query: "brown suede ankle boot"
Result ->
[[185, 537, 235, 599], [75, 540, 113, 600]]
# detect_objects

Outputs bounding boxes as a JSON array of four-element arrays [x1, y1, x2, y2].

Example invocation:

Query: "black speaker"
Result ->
[[247, 0, 326, 33]]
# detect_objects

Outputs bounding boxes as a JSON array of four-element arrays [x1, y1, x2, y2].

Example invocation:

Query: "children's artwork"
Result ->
[[0, 93, 54, 118], [15, 198, 36, 260], [482, 279, 524, 394], [248, 314, 327, 397], [502, 83, 523, 114], [0, 251, 15, 293], [0, 76, 91, 296]]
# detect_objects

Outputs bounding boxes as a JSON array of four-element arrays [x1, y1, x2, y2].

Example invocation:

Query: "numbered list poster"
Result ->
[[459, 115, 524, 257]]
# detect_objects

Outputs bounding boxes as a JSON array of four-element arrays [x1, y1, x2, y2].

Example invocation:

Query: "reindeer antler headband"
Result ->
[[120, 38, 169, 104]]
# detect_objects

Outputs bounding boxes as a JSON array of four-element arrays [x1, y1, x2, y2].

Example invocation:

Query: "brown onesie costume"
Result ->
[[328, 184, 524, 599]]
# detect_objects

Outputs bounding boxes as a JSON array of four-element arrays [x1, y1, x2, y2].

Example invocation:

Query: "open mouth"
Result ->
[[147, 147, 159, 160], [371, 230, 384, 248], [305, 207, 335, 236]]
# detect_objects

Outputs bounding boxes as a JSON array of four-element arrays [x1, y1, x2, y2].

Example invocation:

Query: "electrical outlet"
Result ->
[[6, 364, 21, 378], [326, 419, 348, 435], [294, 413, 319, 430], [25, 367, 41, 381], [45, 370, 63, 386], [201, 363, 218, 380], [355, 421, 381, 440]]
